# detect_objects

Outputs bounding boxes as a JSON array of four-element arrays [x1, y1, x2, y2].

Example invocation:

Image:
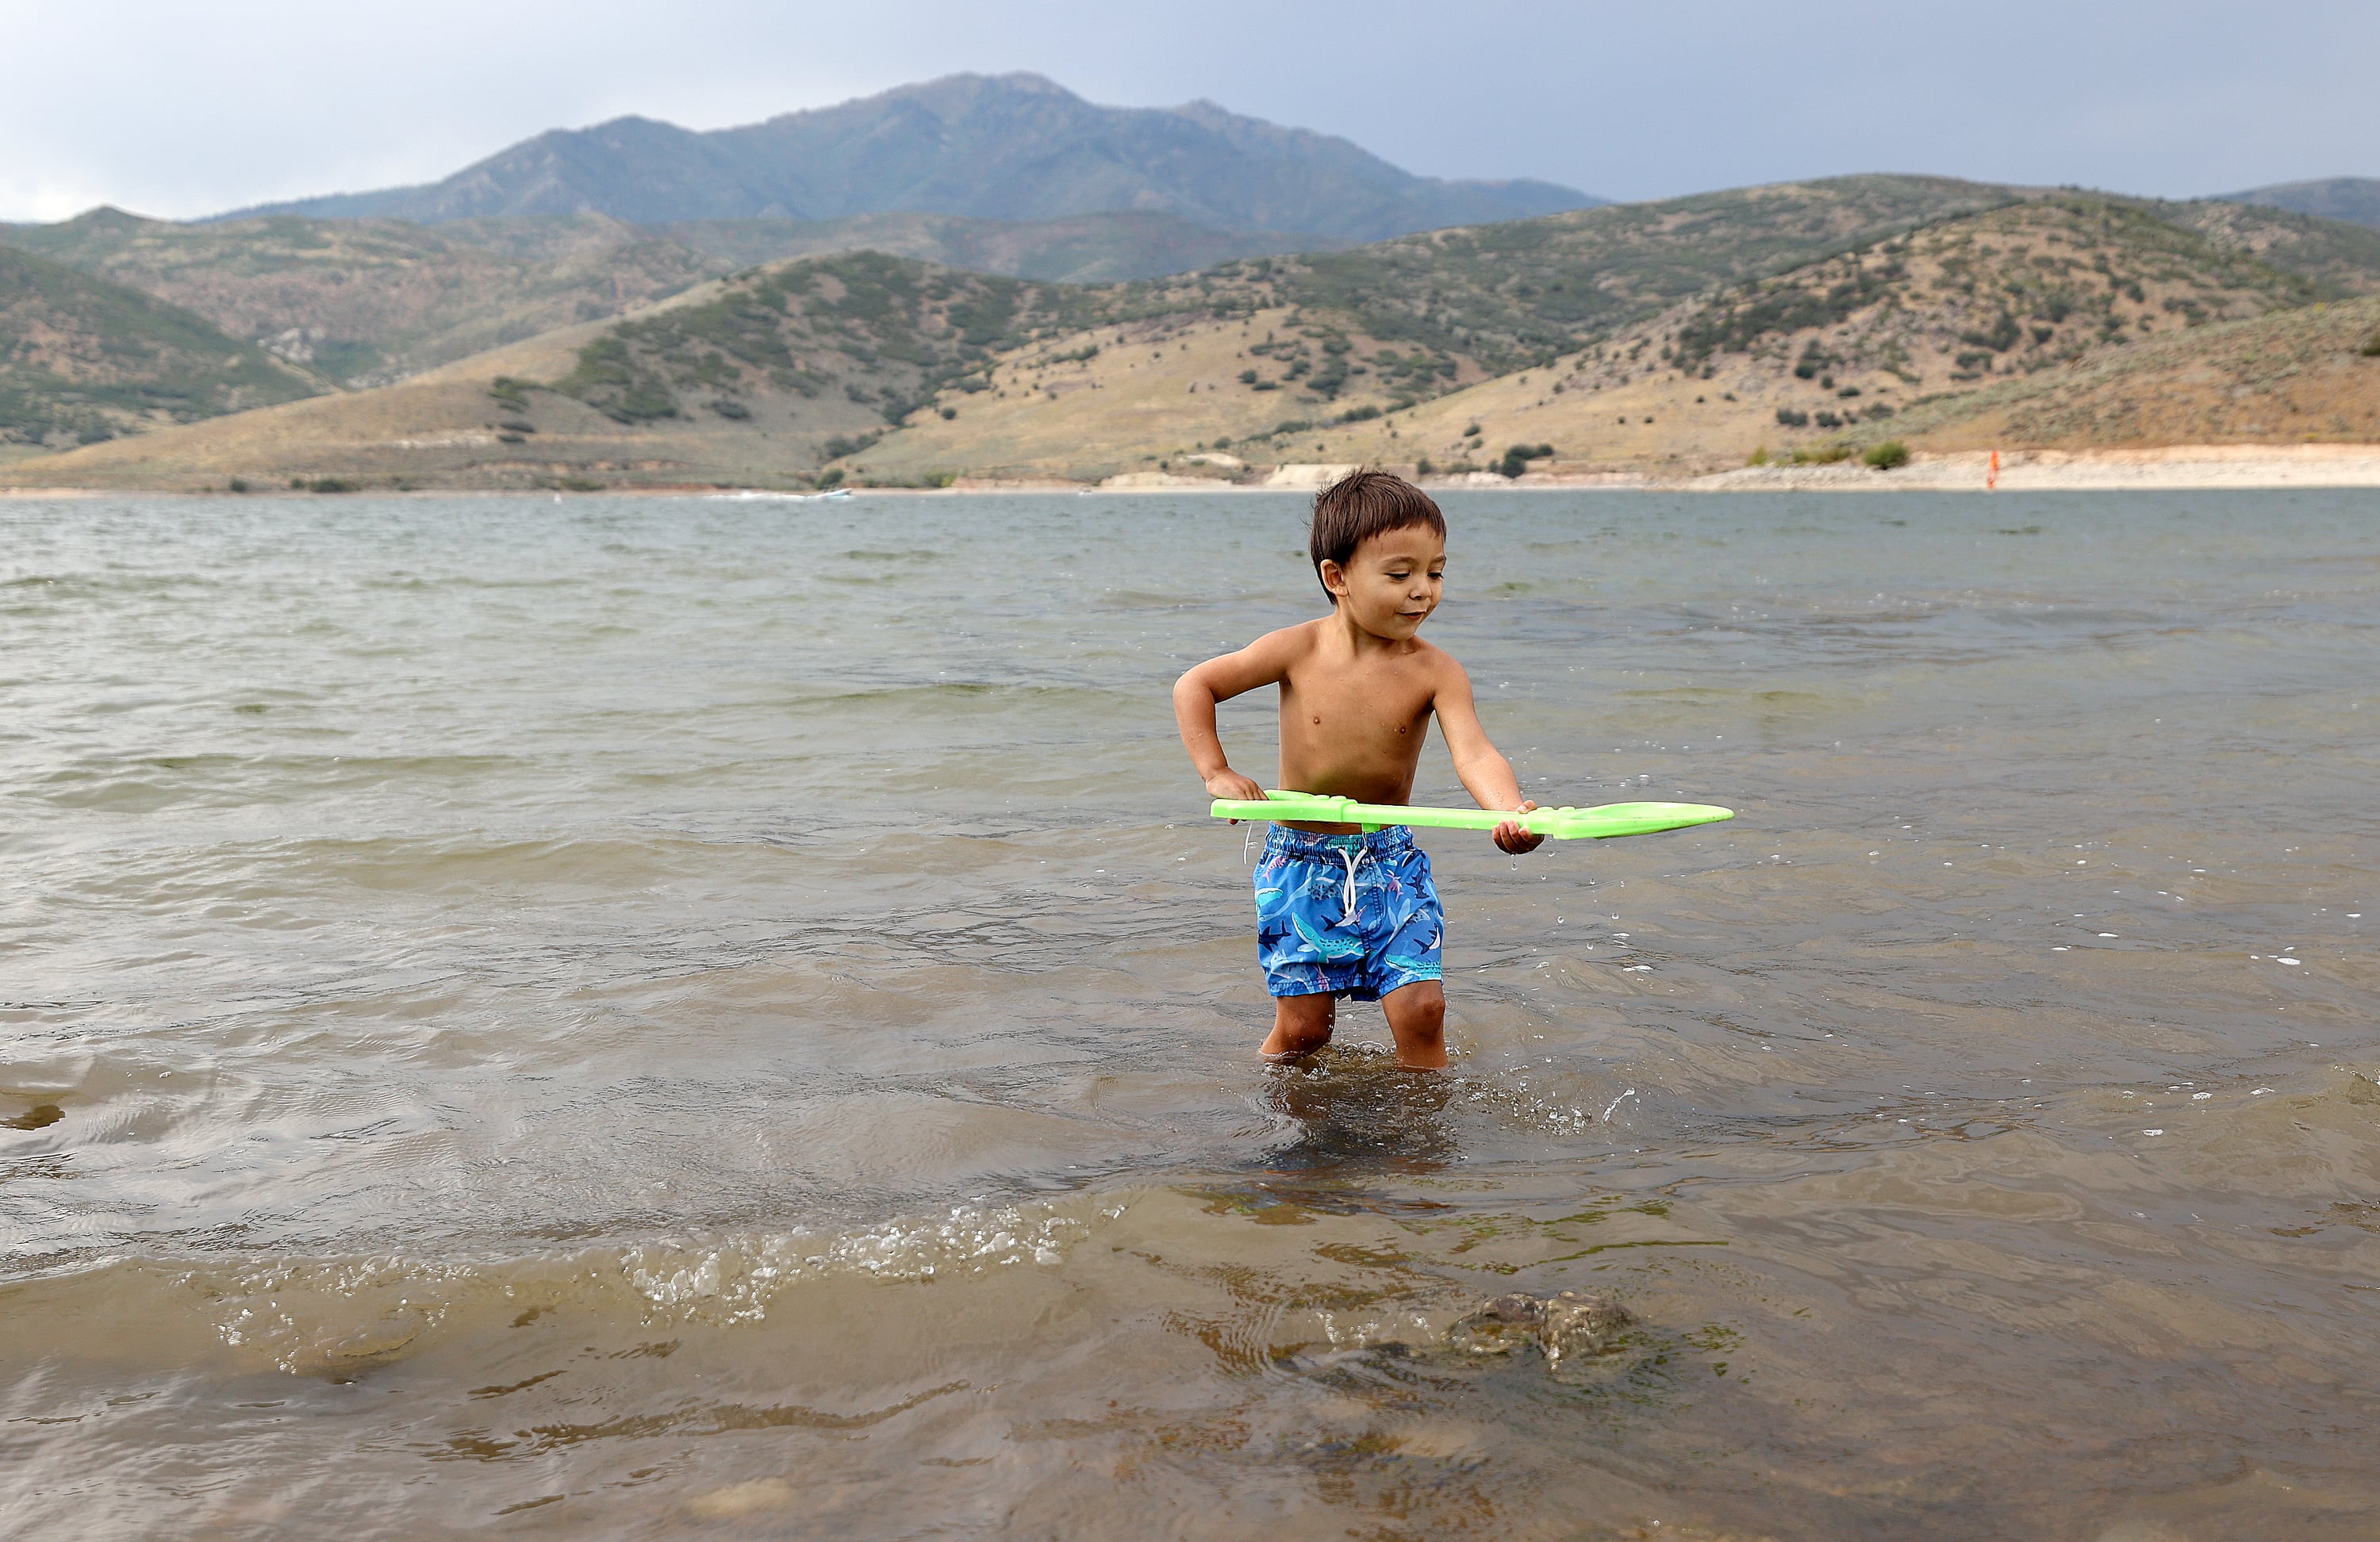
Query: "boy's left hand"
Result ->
[[1493, 801, 1545, 854]]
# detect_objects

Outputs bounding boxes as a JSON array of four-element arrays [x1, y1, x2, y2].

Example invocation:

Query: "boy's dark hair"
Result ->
[[1308, 470, 1445, 600]]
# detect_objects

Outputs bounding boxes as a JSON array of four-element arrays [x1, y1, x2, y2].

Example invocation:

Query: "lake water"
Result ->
[[2, 489, 2375, 1540]]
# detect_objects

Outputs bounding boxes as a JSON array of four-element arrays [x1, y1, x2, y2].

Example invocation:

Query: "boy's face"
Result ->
[[1321, 524, 1445, 640]]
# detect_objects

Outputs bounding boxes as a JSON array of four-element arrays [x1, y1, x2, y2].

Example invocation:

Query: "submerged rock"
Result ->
[[1447, 1291, 1632, 1371]]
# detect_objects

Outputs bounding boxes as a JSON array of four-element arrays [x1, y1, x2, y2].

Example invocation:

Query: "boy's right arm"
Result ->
[[1173, 629, 1300, 801]]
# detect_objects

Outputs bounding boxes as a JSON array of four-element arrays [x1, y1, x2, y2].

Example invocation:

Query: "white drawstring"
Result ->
[[1336, 845, 1368, 925]]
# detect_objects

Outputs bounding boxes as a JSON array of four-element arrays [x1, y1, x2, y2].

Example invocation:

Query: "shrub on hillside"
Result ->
[[1864, 440, 1910, 470], [1497, 443, 1555, 479], [1775, 408, 1810, 428], [1960, 312, 2021, 352]]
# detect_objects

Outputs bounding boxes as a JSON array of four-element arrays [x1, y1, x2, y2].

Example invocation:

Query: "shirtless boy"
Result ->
[[1173, 470, 1542, 1071]]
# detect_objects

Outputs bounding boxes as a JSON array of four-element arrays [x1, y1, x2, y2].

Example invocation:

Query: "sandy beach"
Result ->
[[1073, 443, 2380, 493]]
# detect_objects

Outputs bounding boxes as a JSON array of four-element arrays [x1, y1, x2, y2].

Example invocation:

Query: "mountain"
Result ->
[[217, 72, 1599, 243], [2215, 178, 2380, 231], [0, 243, 318, 454]]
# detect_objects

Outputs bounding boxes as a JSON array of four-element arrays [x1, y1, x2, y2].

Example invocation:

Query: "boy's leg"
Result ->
[[1261, 992, 1336, 1061], [1381, 980, 1447, 1071]]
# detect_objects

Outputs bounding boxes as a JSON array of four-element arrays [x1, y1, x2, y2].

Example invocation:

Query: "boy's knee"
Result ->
[[1385, 984, 1445, 1043], [1268, 994, 1336, 1056]]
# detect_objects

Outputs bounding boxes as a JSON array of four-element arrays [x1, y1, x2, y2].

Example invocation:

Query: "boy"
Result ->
[[1173, 471, 1542, 1071]]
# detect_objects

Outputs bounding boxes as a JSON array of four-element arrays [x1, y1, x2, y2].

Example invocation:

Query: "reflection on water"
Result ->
[[2, 489, 2378, 1540], [1261, 1046, 1461, 1176]]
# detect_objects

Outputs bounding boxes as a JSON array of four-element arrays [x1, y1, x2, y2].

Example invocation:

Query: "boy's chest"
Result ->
[[1280, 661, 1436, 738]]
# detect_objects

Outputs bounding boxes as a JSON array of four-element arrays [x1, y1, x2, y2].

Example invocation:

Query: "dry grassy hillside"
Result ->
[[843, 303, 1487, 483], [1897, 295, 2380, 450], [869, 196, 2344, 480]]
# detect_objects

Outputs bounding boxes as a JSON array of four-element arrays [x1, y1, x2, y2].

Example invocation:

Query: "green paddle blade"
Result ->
[[1208, 791, 1734, 840]]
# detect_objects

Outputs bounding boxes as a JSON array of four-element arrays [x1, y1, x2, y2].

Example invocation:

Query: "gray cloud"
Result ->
[[5, 0, 2373, 223]]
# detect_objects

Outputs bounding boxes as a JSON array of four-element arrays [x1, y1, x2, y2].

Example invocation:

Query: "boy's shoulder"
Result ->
[[1273, 620, 1464, 678], [1241, 617, 1329, 659]]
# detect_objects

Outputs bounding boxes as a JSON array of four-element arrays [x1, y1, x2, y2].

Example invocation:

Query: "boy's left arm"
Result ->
[[1431, 658, 1544, 855]]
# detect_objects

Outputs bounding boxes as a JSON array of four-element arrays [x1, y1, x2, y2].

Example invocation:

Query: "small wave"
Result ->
[[623, 1199, 1113, 1323], [0, 1195, 1130, 1379]]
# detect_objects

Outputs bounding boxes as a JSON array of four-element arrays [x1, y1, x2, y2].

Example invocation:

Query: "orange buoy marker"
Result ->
[[1987, 449, 2000, 491]]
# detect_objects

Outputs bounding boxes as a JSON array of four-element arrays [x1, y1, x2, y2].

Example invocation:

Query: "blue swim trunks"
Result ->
[[1253, 824, 1444, 1000]]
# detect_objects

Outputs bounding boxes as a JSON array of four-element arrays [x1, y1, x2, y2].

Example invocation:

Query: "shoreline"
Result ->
[[8, 444, 2380, 497]]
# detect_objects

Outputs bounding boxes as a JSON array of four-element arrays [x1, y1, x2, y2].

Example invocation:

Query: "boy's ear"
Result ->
[[1318, 558, 1349, 597]]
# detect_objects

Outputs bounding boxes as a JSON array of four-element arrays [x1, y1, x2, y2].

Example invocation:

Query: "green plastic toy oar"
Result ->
[[1210, 790, 1734, 839]]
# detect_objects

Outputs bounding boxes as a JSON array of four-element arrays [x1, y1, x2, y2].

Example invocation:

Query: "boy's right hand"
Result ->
[[1204, 769, 1266, 814]]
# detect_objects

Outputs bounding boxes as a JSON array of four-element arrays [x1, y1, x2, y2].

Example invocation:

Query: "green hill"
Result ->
[[0, 205, 1324, 391], [0, 244, 319, 453], [1253, 174, 2031, 375], [1664, 195, 2314, 386], [1, 207, 722, 387], [539, 249, 1091, 442]]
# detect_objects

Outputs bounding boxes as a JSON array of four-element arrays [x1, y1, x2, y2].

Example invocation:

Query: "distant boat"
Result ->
[[706, 488, 853, 501]]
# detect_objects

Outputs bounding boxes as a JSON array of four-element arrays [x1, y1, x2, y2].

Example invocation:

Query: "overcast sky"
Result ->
[[3, 0, 2372, 224]]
